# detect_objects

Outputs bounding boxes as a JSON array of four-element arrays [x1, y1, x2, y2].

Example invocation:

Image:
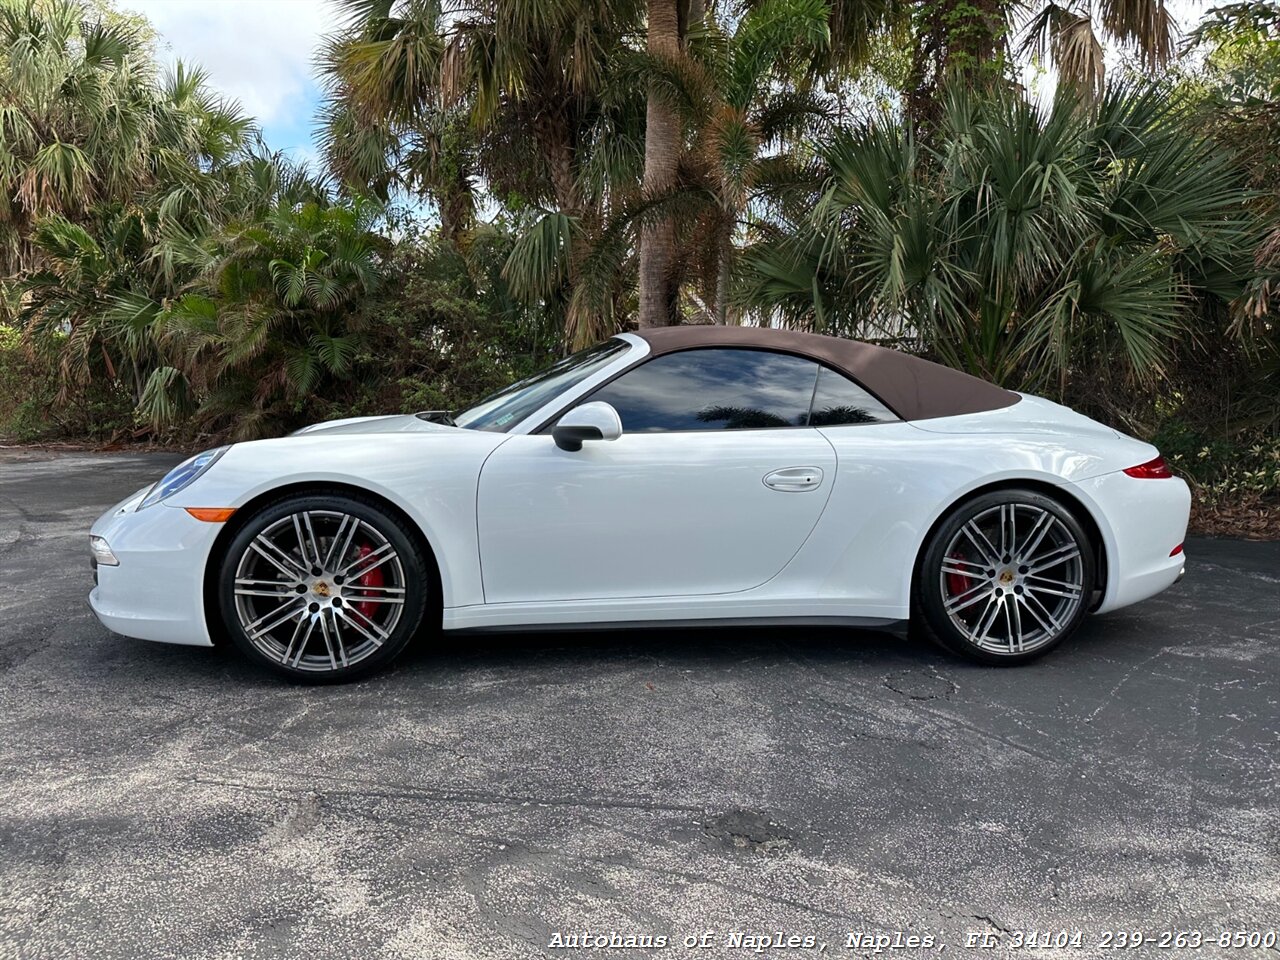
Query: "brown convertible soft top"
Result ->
[[629, 326, 1019, 422]]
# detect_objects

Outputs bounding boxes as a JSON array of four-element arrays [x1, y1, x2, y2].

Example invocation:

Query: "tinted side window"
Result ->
[[588, 349, 820, 432], [808, 366, 898, 425]]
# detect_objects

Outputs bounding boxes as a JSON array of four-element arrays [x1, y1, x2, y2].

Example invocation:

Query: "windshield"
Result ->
[[455, 339, 631, 432]]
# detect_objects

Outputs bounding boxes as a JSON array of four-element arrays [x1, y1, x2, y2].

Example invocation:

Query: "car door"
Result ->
[[476, 348, 839, 603]]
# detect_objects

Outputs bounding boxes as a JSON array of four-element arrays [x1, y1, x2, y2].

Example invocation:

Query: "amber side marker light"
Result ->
[[1123, 456, 1174, 479], [185, 507, 237, 522]]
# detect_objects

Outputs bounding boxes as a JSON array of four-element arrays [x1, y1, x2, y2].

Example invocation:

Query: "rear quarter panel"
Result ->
[[1071, 471, 1190, 613], [785, 401, 1160, 617]]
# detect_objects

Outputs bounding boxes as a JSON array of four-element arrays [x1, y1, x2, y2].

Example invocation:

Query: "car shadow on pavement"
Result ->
[[400, 621, 948, 676], [115, 621, 950, 688], [112, 597, 1170, 690]]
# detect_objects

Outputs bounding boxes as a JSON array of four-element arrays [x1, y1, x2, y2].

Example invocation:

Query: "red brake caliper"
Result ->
[[353, 543, 384, 621], [946, 551, 974, 597]]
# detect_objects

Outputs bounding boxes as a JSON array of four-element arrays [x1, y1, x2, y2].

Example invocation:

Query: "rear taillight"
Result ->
[[1123, 456, 1174, 479], [1170, 543, 1184, 557]]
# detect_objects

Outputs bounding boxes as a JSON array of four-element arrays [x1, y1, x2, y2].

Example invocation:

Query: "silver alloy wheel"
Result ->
[[938, 503, 1085, 655], [232, 510, 408, 673]]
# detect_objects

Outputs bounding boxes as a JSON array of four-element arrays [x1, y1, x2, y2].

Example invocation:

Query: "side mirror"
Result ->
[[552, 401, 623, 452]]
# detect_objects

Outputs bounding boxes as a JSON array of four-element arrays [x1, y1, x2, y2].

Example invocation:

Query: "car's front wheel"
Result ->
[[915, 489, 1096, 665], [218, 493, 429, 682]]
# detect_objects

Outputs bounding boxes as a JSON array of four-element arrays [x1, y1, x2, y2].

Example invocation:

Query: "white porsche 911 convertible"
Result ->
[[89, 326, 1189, 680]]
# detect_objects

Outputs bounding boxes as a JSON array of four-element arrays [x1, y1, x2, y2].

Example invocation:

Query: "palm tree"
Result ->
[[907, 0, 1008, 121], [22, 142, 336, 436], [0, 1, 250, 274], [321, 0, 896, 340], [739, 83, 1256, 422], [636, 0, 903, 326], [152, 197, 385, 438], [22, 209, 164, 405], [319, 0, 645, 222], [638, 0, 684, 327], [1019, 0, 1176, 99], [1183, 1, 1280, 431], [669, 0, 836, 323], [320, 0, 648, 346], [905, 0, 1177, 120], [5, 0, 259, 422]]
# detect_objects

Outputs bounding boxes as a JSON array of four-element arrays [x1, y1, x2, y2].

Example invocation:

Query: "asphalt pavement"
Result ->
[[1, 449, 1277, 960]]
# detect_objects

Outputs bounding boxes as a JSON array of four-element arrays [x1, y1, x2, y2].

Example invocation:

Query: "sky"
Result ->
[[123, 0, 1213, 177], [123, 0, 344, 171]]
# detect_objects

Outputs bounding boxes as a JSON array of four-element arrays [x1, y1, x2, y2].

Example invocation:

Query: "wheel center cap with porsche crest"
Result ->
[[313, 581, 332, 597], [999, 569, 1015, 585]]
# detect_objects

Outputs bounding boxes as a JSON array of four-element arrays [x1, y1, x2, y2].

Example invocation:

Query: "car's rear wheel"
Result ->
[[915, 489, 1095, 665], [218, 493, 429, 682]]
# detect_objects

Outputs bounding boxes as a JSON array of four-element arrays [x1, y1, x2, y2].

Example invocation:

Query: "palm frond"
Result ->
[[502, 211, 580, 302]]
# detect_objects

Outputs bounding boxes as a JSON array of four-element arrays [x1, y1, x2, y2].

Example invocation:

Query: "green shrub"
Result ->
[[0, 325, 60, 441], [301, 224, 560, 428], [0, 324, 135, 442], [1155, 419, 1280, 507]]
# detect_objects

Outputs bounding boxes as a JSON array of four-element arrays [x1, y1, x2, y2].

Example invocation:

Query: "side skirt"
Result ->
[[447, 616, 909, 637]]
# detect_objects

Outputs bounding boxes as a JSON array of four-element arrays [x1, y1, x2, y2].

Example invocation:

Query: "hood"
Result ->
[[290, 413, 460, 437]]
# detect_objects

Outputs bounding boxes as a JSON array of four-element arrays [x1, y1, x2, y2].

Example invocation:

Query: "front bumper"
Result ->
[[88, 488, 220, 646]]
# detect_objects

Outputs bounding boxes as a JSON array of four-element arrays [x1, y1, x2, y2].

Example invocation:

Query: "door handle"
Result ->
[[763, 466, 824, 492]]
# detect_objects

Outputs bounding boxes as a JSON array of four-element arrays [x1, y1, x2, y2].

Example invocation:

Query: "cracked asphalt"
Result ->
[[1, 449, 1278, 960]]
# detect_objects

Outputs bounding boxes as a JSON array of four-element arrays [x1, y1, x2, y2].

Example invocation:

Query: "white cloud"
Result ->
[[123, 0, 342, 126]]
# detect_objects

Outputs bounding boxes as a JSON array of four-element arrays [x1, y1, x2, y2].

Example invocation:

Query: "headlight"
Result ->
[[137, 446, 230, 510], [89, 535, 118, 566]]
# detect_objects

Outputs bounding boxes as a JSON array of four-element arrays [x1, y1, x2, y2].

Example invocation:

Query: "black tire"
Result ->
[[217, 493, 430, 682], [913, 488, 1096, 665]]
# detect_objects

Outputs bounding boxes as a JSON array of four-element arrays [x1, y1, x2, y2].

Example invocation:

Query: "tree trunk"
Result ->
[[907, 0, 1004, 128], [532, 101, 592, 349], [638, 0, 681, 328], [714, 214, 731, 325], [532, 106, 580, 217]]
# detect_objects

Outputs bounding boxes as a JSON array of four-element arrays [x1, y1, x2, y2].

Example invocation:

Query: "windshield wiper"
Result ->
[[415, 410, 457, 426]]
